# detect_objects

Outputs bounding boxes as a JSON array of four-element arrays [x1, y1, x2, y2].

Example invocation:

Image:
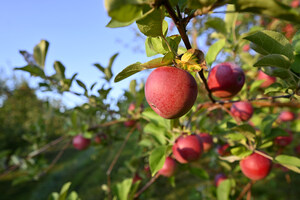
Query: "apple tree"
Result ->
[[1, 0, 300, 199]]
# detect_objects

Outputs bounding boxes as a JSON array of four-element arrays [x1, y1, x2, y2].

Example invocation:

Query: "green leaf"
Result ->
[[205, 39, 225, 66], [254, 54, 291, 69], [15, 65, 45, 78], [224, 4, 238, 34], [54, 61, 66, 79], [59, 182, 72, 200], [231, 124, 256, 141], [94, 63, 105, 73], [232, 0, 300, 24], [205, 17, 227, 35], [114, 62, 144, 82], [115, 178, 133, 200], [264, 83, 284, 95], [76, 80, 88, 95], [66, 191, 80, 200], [230, 146, 252, 158], [290, 54, 300, 73], [144, 123, 166, 145], [145, 37, 168, 56], [189, 167, 209, 179], [244, 30, 294, 60], [106, 19, 134, 28], [217, 179, 231, 200], [149, 145, 167, 176], [33, 40, 49, 68], [260, 115, 278, 136], [292, 30, 300, 54], [275, 155, 300, 167], [104, 0, 143, 23], [187, 0, 218, 9], [140, 54, 174, 69], [262, 67, 291, 80], [136, 7, 165, 37]]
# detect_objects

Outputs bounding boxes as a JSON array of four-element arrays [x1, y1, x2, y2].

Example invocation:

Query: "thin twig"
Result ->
[[106, 125, 137, 200], [0, 136, 67, 177], [134, 173, 160, 199], [197, 69, 216, 103], [236, 180, 255, 200]]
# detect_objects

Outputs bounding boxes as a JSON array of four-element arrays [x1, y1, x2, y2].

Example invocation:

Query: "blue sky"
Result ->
[[0, 0, 151, 107]]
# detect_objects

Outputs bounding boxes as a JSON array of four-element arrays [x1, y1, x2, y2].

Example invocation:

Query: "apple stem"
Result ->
[[134, 173, 160, 199], [106, 125, 137, 200]]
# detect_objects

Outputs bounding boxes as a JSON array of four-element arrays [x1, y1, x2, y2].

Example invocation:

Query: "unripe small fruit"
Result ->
[[198, 133, 213, 152], [214, 173, 227, 187], [145, 66, 198, 119], [207, 62, 245, 99], [158, 156, 177, 177], [240, 152, 272, 180], [73, 135, 91, 150], [279, 111, 295, 122], [257, 70, 276, 88], [172, 134, 203, 163], [230, 101, 254, 121]]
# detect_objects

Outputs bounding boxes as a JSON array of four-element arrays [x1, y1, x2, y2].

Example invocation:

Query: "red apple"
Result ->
[[145, 66, 198, 119], [217, 144, 230, 156], [124, 120, 136, 127], [274, 130, 293, 147], [128, 103, 135, 111], [172, 134, 203, 163], [94, 135, 102, 144], [73, 135, 91, 150], [242, 44, 250, 52], [257, 70, 276, 88], [198, 133, 213, 152], [291, 0, 300, 8], [214, 173, 227, 187], [132, 173, 142, 184], [240, 152, 272, 180], [230, 101, 254, 121], [279, 111, 295, 122], [158, 156, 177, 177], [207, 62, 245, 99]]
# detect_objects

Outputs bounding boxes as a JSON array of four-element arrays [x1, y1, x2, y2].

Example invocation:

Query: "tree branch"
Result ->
[[106, 125, 137, 200], [134, 173, 160, 199]]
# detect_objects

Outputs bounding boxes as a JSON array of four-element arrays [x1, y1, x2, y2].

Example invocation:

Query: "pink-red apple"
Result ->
[[243, 44, 250, 52], [145, 66, 198, 119], [158, 156, 177, 177], [198, 133, 213, 152], [132, 173, 142, 184], [274, 130, 293, 147], [128, 103, 135, 112], [214, 173, 227, 187], [230, 101, 254, 121], [73, 135, 91, 150], [172, 134, 203, 163], [207, 62, 245, 99], [124, 120, 136, 127], [240, 152, 272, 180], [217, 144, 230, 156], [291, 0, 300, 8], [257, 70, 276, 88], [279, 111, 295, 122]]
